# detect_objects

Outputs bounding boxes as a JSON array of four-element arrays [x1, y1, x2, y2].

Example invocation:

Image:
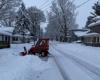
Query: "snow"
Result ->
[[74, 31, 100, 37], [50, 48, 93, 80], [54, 43, 100, 68], [12, 34, 24, 37], [83, 32, 100, 37], [93, 16, 100, 21], [0, 43, 64, 80], [1, 42, 100, 80], [74, 30, 100, 37], [50, 42, 100, 80], [74, 31, 88, 37], [0, 27, 30, 37], [0, 27, 14, 36], [88, 20, 100, 27], [88, 16, 100, 27]]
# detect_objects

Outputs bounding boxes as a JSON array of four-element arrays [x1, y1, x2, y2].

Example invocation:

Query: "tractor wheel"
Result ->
[[29, 51, 35, 55], [39, 52, 42, 57], [41, 51, 48, 57], [39, 52, 44, 57], [45, 51, 48, 57]]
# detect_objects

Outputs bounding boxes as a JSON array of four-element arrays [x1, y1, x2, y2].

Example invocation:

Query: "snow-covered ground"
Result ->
[[51, 42, 100, 68], [1, 42, 100, 80], [0, 43, 63, 80], [50, 42, 100, 80]]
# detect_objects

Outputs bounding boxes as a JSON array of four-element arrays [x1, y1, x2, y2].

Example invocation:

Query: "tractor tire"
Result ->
[[28, 51, 35, 55], [39, 52, 44, 57], [42, 52, 45, 57], [41, 51, 48, 57], [45, 51, 48, 57]]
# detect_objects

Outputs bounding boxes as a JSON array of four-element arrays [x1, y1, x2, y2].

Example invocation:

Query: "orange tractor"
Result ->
[[20, 38, 49, 57]]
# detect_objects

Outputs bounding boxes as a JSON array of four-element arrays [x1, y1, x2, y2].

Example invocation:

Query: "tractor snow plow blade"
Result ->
[[20, 52, 27, 56]]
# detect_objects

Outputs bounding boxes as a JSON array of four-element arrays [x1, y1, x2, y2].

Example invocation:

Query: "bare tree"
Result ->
[[46, 0, 77, 42]]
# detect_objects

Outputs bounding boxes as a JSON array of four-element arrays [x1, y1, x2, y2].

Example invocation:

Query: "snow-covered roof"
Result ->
[[83, 33, 100, 37], [12, 34, 32, 38], [12, 34, 23, 37], [88, 20, 100, 27], [74, 30, 100, 37], [0, 27, 31, 38], [92, 16, 100, 21], [88, 16, 100, 27], [0, 27, 14, 36], [74, 31, 89, 37]]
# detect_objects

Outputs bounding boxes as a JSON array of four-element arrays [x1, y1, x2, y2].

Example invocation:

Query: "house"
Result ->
[[71, 28, 100, 47], [71, 16, 100, 47], [81, 33, 100, 46], [0, 27, 12, 48], [84, 16, 100, 47], [0, 27, 33, 48], [12, 34, 33, 43], [71, 29, 89, 42]]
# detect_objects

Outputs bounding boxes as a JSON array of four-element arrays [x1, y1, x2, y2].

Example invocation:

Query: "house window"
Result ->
[[99, 37, 100, 43], [93, 37, 96, 43], [90, 37, 93, 43], [5, 36, 8, 41], [13, 37, 18, 41], [97, 37, 99, 43], [0, 35, 2, 41], [2, 35, 4, 41], [3, 36, 6, 41]]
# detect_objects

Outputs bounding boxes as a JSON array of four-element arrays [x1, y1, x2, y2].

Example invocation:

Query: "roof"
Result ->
[[88, 16, 100, 27], [0, 27, 14, 36], [12, 34, 23, 37], [88, 20, 100, 27], [82, 33, 100, 37], [12, 34, 32, 38], [71, 29, 88, 32], [74, 31, 89, 37], [92, 16, 100, 21], [74, 30, 100, 37], [0, 27, 32, 38]]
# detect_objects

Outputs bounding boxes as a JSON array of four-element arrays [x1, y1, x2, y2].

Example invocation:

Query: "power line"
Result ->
[[41, 6, 51, 11], [40, 0, 90, 11], [42, 0, 91, 24], [39, 0, 51, 10], [98, 0, 100, 2], [71, 0, 76, 3], [76, 0, 91, 9], [42, 0, 77, 12]]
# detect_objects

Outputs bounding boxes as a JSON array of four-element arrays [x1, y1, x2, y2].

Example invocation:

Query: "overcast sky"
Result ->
[[23, 0, 98, 29]]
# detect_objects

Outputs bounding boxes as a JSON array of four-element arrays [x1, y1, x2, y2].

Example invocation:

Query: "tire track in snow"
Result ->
[[51, 55, 71, 80], [52, 46, 100, 79], [49, 43, 71, 80]]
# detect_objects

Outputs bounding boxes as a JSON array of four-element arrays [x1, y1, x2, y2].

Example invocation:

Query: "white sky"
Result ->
[[23, 0, 98, 29]]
